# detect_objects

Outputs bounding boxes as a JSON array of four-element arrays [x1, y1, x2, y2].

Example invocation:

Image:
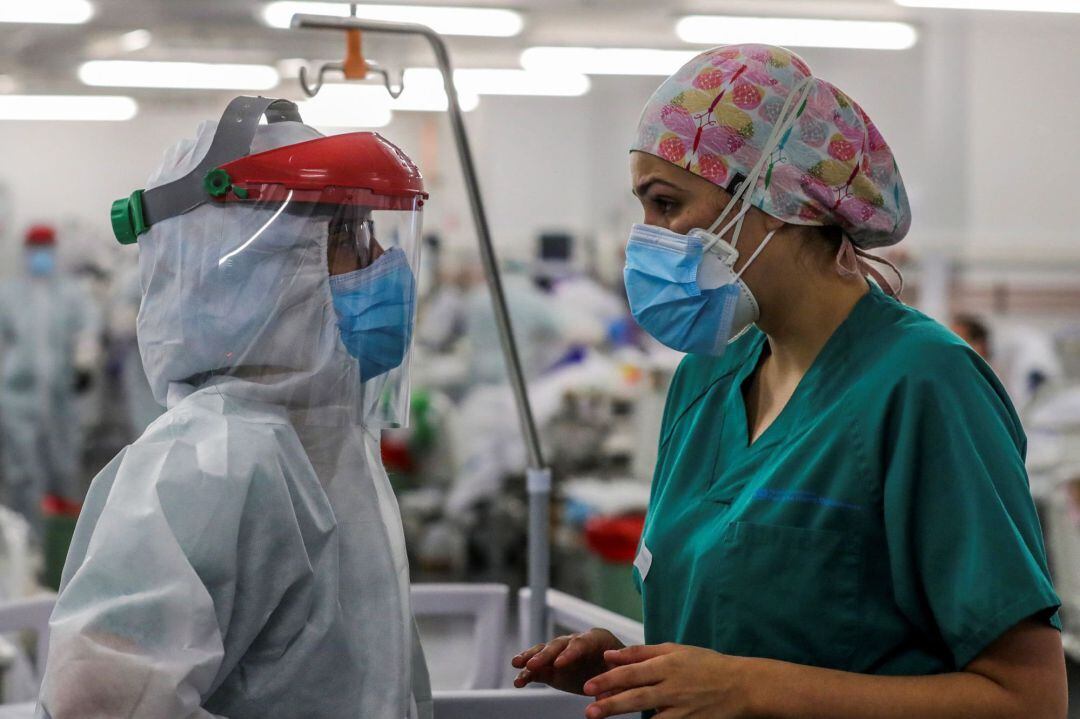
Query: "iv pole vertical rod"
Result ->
[[292, 15, 551, 646]]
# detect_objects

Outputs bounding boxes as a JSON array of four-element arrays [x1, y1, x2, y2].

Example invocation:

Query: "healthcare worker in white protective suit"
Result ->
[[0, 225, 98, 537], [38, 96, 432, 719]]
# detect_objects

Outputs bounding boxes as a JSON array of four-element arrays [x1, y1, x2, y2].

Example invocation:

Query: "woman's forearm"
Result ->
[[749, 621, 1065, 719], [747, 658, 1044, 719]]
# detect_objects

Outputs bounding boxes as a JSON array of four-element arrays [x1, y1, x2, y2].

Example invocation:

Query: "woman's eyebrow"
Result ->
[[633, 177, 680, 198]]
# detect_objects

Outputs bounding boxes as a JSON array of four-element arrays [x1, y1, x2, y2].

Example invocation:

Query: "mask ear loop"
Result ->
[[734, 228, 778, 280], [700, 77, 816, 255], [702, 203, 751, 255], [836, 234, 905, 298]]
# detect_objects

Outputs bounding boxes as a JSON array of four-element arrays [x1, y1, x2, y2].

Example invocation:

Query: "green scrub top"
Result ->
[[635, 284, 1060, 675]]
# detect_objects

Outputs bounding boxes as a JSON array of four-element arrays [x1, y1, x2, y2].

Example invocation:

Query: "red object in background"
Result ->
[[25, 225, 56, 246], [381, 435, 416, 474], [41, 494, 81, 518], [584, 514, 645, 564]]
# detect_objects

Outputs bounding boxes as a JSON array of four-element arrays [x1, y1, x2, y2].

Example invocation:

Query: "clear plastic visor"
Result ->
[[138, 185, 423, 429], [323, 196, 424, 428]]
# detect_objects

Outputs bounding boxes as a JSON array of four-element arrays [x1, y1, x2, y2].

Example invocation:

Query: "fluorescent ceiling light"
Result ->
[[87, 29, 153, 57], [676, 16, 919, 50], [896, 0, 1080, 12], [0, 0, 93, 24], [79, 61, 280, 90], [293, 66, 586, 126], [521, 47, 699, 76], [118, 29, 153, 52], [404, 68, 590, 97], [263, 2, 523, 37], [0, 95, 137, 121], [295, 96, 392, 128]]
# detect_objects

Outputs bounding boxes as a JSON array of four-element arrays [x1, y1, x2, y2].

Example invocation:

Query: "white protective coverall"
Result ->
[[0, 264, 97, 531], [38, 117, 431, 718]]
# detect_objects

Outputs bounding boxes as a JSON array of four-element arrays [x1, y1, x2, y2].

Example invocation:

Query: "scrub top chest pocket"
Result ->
[[712, 520, 862, 670]]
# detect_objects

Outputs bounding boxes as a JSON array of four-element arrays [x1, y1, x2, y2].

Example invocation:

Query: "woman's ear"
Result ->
[[793, 224, 843, 273], [762, 212, 786, 235]]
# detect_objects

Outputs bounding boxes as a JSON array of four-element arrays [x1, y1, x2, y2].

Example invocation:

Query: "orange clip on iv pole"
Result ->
[[342, 29, 368, 80]]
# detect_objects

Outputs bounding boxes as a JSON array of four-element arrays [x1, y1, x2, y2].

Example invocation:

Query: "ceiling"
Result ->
[[1, 0, 928, 102], [5, 0, 1075, 115]]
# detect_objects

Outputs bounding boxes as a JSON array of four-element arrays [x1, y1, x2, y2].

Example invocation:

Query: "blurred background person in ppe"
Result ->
[[462, 259, 567, 387], [951, 313, 992, 361], [995, 325, 1065, 413], [951, 313, 1064, 412], [38, 96, 431, 719], [535, 231, 632, 353], [515, 44, 1066, 719], [0, 225, 99, 540]]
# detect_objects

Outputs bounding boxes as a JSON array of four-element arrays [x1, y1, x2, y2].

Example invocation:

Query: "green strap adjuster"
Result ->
[[203, 168, 248, 200], [110, 189, 148, 246]]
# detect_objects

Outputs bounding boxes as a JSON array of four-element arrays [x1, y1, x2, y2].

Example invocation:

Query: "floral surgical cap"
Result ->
[[632, 44, 911, 249]]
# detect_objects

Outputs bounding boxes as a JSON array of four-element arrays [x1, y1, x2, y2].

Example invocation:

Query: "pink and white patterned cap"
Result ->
[[631, 44, 911, 249]]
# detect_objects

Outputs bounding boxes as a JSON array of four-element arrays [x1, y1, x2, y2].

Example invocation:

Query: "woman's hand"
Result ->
[[582, 643, 757, 719], [511, 628, 626, 695]]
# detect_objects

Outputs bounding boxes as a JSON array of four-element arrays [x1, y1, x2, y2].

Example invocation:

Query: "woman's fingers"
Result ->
[[525, 637, 571, 670], [603, 643, 675, 665], [514, 668, 544, 688], [513, 669, 531, 688], [585, 686, 660, 719], [513, 630, 620, 694], [583, 660, 663, 697], [515, 665, 557, 688], [553, 634, 597, 668], [511, 643, 547, 669]]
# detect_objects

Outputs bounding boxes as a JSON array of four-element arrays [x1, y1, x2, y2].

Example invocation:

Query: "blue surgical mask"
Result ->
[[623, 223, 775, 356], [330, 247, 416, 382], [624, 225, 741, 355], [27, 248, 56, 277]]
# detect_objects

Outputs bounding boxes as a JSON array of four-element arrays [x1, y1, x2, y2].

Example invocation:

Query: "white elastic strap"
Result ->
[[703, 201, 752, 254], [734, 228, 778, 280], [730, 208, 749, 250], [702, 202, 752, 254], [705, 76, 816, 238]]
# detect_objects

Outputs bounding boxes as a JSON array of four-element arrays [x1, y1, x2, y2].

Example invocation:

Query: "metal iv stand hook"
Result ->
[[297, 4, 406, 99]]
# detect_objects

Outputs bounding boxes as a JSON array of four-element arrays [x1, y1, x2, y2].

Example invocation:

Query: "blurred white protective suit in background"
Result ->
[[0, 254, 97, 534], [108, 261, 163, 435], [993, 325, 1064, 412], [38, 116, 430, 718], [463, 271, 566, 385]]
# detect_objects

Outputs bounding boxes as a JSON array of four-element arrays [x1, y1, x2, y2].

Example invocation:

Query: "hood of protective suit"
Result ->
[[137, 120, 367, 417]]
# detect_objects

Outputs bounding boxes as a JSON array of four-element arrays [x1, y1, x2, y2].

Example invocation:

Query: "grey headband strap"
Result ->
[[141, 96, 301, 226]]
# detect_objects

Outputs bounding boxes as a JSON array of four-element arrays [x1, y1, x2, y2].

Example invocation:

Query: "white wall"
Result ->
[[967, 12, 1080, 260]]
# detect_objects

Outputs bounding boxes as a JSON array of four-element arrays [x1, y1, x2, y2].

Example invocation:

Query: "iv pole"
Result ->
[[290, 12, 553, 647]]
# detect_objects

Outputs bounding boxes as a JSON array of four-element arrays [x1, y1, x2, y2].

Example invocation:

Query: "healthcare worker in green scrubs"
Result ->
[[513, 44, 1066, 718]]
